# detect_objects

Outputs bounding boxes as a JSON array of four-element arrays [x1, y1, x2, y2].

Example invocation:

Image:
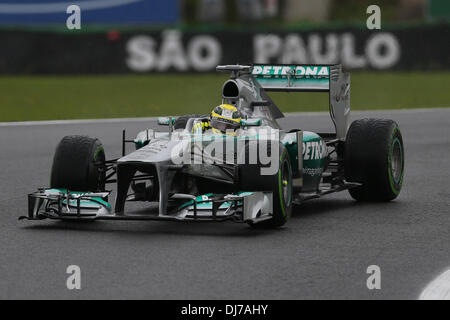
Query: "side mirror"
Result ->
[[241, 118, 261, 127], [157, 117, 175, 126]]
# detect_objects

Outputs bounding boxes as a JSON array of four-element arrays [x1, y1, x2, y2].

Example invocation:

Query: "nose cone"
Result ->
[[118, 139, 179, 164]]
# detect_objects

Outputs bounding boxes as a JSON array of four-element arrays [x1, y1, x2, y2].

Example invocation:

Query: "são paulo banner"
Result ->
[[0, 24, 448, 73]]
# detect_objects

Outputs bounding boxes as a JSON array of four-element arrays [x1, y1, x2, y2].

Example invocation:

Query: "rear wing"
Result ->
[[252, 64, 350, 139]]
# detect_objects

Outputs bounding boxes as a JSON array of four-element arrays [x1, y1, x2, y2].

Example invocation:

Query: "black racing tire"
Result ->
[[174, 114, 207, 130], [344, 118, 404, 201], [50, 135, 106, 192], [239, 143, 293, 228]]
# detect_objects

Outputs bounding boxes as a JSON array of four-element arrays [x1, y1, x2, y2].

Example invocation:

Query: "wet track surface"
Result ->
[[0, 109, 449, 299]]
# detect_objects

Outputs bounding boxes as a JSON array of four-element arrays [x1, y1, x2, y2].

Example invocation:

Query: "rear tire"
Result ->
[[344, 118, 404, 201], [50, 135, 106, 192], [240, 143, 293, 228]]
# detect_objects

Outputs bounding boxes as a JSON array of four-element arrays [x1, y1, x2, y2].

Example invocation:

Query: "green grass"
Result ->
[[1, 72, 449, 122]]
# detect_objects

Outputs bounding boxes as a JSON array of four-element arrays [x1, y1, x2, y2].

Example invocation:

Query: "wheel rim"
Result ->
[[390, 138, 403, 183], [93, 147, 106, 191], [281, 160, 292, 206]]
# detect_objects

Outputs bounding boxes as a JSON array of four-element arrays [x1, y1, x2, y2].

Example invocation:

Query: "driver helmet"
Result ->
[[210, 104, 242, 135]]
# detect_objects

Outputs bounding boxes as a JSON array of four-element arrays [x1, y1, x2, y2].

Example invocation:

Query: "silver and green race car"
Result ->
[[22, 64, 404, 228]]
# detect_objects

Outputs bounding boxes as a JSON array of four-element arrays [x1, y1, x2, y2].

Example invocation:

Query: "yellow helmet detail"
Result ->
[[192, 120, 210, 134]]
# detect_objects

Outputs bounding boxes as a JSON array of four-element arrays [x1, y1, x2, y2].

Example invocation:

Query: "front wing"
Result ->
[[21, 189, 274, 224]]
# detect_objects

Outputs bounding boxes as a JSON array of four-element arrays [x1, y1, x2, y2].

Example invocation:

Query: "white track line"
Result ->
[[419, 269, 450, 300], [286, 107, 450, 117], [0, 116, 159, 127], [0, 107, 449, 127]]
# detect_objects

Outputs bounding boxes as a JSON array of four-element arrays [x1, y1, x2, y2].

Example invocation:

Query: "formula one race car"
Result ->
[[23, 64, 404, 228]]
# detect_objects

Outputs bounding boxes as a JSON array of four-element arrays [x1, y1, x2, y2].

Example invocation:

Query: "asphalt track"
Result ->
[[1, 108, 449, 299]]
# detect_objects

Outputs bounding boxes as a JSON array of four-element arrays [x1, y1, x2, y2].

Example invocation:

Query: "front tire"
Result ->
[[344, 118, 404, 201], [240, 143, 293, 228], [50, 135, 106, 192]]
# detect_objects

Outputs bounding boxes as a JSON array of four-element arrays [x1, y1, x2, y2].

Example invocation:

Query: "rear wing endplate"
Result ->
[[252, 64, 350, 139]]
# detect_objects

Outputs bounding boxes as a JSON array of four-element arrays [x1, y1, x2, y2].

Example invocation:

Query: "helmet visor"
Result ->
[[210, 118, 240, 132]]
